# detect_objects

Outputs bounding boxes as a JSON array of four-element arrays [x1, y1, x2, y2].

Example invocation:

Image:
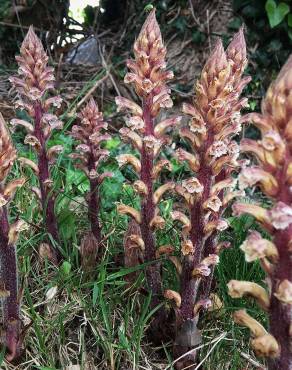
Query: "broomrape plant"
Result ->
[[3, 7, 292, 368], [70, 98, 112, 270], [228, 55, 292, 370], [163, 30, 250, 367], [0, 114, 27, 361], [115, 9, 178, 332], [10, 27, 63, 264]]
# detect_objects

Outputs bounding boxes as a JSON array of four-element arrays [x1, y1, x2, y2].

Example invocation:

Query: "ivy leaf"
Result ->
[[265, 0, 290, 28], [66, 168, 89, 193], [58, 208, 76, 239]]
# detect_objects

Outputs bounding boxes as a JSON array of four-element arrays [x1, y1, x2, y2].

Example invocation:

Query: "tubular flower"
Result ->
[[10, 26, 63, 263], [0, 114, 26, 361], [171, 29, 250, 368], [116, 9, 178, 336], [70, 98, 112, 262], [233, 310, 280, 358], [228, 55, 292, 369]]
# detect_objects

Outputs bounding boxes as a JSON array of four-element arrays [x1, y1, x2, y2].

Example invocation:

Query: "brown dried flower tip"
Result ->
[[80, 232, 98, 273]]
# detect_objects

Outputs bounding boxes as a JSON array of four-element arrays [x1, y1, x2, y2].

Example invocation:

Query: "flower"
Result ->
[[268, 202, 292, 230], [274, 279, 292, 304], [240, 231, 278, 262], [181, 177, 204, 194]]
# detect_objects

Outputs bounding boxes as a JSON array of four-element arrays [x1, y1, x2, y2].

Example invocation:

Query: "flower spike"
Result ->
[[173, 29, 250, 367], [0, 113, 26, 361], [116, 9, 178, 338], [10, 26, 62, 263], [70, 98, 112, 266], [228, 55, 292, 369]]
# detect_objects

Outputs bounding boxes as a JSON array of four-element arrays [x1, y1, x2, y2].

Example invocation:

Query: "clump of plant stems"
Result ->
[[70, 98, 112, 270], [115, 9, 179, 334], [3, 9, 292, 369], [0, 113, 27, 361], [228, 55, 292, 370], [10, 26, 63, 264], [161, 29, 250, 368]]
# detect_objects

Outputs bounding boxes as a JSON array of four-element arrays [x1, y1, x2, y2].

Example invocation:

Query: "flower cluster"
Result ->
[[10, 26, 63, 264], [115, 9, 178, 329], [228, 56, 292, 369], [164, 30, 250, 367], [0, 114, 27, 361], [70, 98, 112, 268]]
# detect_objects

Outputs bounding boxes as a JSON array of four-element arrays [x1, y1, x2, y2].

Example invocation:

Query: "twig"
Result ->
[[239, 351, 266, 369], [188, 0, 203, 31], [98, 43, 121, 96], [194, 332, 227, 370], [0, 21, 41, 32]]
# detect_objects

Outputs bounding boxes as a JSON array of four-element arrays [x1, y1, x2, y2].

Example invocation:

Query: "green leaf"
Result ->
[[288, 13, 292, 27], [0, 346, 5, 366], [66, 168, 89, 193], [104, 137, 121, 150], [100, 171, 125, 211], [265, 0, 290, 28], [58, 208, 76, 239], [92, 282, 99, 305], [60, 261, 72, 276], [118, 323, 129, 348]]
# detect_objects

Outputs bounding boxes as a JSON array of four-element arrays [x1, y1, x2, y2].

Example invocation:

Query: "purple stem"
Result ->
[[87, 150, 101, 244], [180, 158, 213, 320], [34, 103, 60, 263], [140, 97, 163, 314], [174, 141, 214, 367], [0, 206, 21, 361]]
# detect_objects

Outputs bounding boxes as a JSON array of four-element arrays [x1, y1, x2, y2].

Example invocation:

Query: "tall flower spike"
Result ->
[[10, 26, 63, 264], [70, 98, 112, 266], [173, 28, 250, 368], [116, 9, 178, 337], [0, 113, 26, 361], [229, 55, 292, 370]]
